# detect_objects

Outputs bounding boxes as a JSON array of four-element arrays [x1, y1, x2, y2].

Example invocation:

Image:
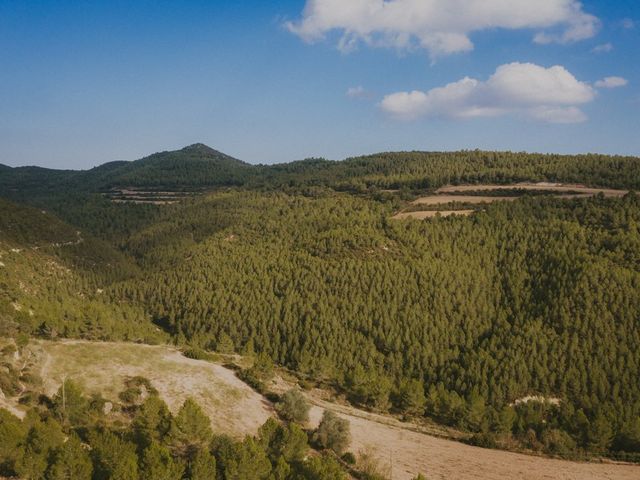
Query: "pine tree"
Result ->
[[47, 434, 93, 480], [187, 448, 217, 480], [168, 398, 213, 455], [89, 430, 139, 480], [140, 442, 184, 480], [133, 396, 172, 448]]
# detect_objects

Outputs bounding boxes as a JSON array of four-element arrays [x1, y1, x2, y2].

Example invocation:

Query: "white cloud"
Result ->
[[592, 43, 613, 54], [287, 0, 599, 58], [346, 86, 368, 98], [595, 77, 628, 88], [380, 62, 595, 123], [622, 18, 635, 29]]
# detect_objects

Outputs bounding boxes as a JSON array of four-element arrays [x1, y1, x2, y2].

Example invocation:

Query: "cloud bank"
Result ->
[[287, 0, 599, 57], [380, 63, 596, 123]]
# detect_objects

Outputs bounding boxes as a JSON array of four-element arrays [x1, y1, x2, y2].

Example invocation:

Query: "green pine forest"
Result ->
[[2, 145, 640, 463]]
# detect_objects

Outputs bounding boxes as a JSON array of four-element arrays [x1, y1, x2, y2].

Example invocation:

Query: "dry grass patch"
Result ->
[[392, 183, 629, 222], [31, 340, 272, 437]]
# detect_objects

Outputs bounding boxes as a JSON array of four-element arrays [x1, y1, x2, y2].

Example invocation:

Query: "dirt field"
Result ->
[[436, 183, 628, 196], [32, 340, 272, 437], [391, 210, 475, 220], [305, 398, 639, 480], [392, 183, 629, 221]]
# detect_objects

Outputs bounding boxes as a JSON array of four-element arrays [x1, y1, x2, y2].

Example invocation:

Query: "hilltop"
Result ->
[[0, 144, 249, 198]]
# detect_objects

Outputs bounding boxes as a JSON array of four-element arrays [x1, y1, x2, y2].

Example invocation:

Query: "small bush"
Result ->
[[20, 372, 43, 388], [341, 452, 356, 465], [182, 348, 218, 362], [276, 389, 310, 424], [357, 446, 391, 480], [119, 376, 158, 405], [0, 369, 22, 397], [468, 432, 498, 449], [314, 410, 351, 455], [298, 378, 315, 390], [119, 387, 142, 405], [542, 429, 577, 456]]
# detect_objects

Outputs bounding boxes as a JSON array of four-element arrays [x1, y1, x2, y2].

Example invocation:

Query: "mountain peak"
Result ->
[[181, 143, 220, 155]]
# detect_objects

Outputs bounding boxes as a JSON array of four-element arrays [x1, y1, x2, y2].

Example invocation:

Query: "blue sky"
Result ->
[[0, 0, 638, 169]]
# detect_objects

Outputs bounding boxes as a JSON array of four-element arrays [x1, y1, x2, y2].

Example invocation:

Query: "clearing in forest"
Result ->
[[392, 183, 630, 221], [435, 183, 628, 196], [31, 340, 272, 436]]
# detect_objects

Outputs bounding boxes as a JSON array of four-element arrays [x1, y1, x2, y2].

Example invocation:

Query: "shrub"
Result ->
[[118, 376, 158, 405], [341, 452, 356, 465], [314, 410, 351, 455], [541, 428, 577, 456], [0, 369, 21, 397], [276, 389, 310, 424], [357, 446, 391, 480], [182, 348, 218, 362], [468, 432, 498, 449]]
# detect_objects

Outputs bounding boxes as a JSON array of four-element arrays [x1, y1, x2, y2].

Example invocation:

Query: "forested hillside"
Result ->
[[0, 199, 162, 342], [2, 146, 640, 198], [106, 191, 640, 458], [1, 146, 640, 461]]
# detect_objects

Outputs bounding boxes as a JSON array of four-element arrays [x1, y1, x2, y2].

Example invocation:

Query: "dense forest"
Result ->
[[1, 145, 640, 462], [2, 145, 640, 200]]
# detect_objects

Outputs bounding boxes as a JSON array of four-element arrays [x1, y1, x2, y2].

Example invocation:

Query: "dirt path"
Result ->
[[304, 397, 638, 480]]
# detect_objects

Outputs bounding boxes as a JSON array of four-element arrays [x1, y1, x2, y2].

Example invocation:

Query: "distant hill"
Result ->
[[82, 143, 252, 189], [3, 146, 640, 199], [0, 144, 251, 198]]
